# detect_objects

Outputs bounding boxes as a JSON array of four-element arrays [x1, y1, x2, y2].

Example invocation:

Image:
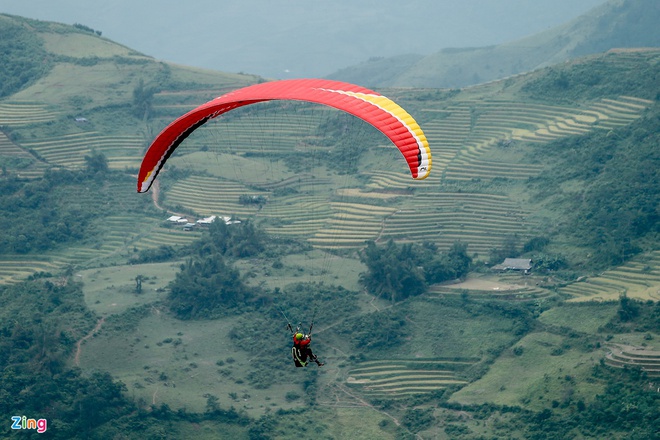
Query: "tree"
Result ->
[[617, 293, 640, 322], [360, 240, 423, 302], [135, 275, 143, 294], [359, 240, 472, 302], [197, 219, 265, 258], [167, 254, 255, 319], [84, 151, 109, 176], [132, 79, 158, 120]]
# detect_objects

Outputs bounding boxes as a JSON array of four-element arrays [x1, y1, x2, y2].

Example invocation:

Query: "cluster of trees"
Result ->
[[0, 154, 112, 254], [131, 244, 181, 264], [359, 240, 472, 302], [606, 294, 660, 333], [194, 219, 266, 258], [0, 162, 94, 254], [167, 221, 266, 319], [0, 277, 276, 439], [0, 16, 51, 98], [73, 22, 102, 36], [337, 307, 408, 351], [239, 194, 267, 206], [168, 253, 254, 319], [0, 279, 135, 438], [0, 300, 254, 438]]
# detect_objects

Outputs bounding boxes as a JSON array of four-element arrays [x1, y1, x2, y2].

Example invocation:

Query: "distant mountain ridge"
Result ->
[[329, 0, 660, 88]]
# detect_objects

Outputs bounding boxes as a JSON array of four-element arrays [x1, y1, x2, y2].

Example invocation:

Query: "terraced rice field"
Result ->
[[130, 226, 203, 250], [346, 358, 474, 398], [0, 102, 58, 126], [261, 195, 332, 237], [308, 202, 397, 249], [379, 192, 534, 256], [265, 196, 399, 249], [1, 82, 652, 283], [19, 132, 143, 169], [420, 96, 651, 181], [510, 96, 652, 143], [182, 108, 332, 156], [166, 172, 533, 253], [165, 174, 400, 249], [0, 257, 59, 285], [164, 175, 269, 217], [364, 170, 442, 190], [0, 212, 202, 284], [148, 91, 651, 255], [444, 158, 544, 181], [606, 345, 660, 377], [560, 251, 660, 302]]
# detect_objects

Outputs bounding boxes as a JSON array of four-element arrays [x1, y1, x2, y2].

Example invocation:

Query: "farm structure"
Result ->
[[492, 258, 533, 273]]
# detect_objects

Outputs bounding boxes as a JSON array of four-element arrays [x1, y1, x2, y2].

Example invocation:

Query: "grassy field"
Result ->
[[78, 307, 312, 417], [78, 262, 181, 316], [236, 249, 365, 292], [75, 252, 366, 418], [539, 303, 618, 334], [449, 331, 607, 410]]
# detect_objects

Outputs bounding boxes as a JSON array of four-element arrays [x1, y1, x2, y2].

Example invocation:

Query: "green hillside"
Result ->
[[330, 0, 660, 88], [0, 13, 658, 439]]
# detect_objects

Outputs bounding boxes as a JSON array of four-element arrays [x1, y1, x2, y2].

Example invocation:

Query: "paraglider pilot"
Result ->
[[292, 332, 324, 367]]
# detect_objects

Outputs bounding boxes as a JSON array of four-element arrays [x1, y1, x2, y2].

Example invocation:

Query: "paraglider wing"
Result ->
[[137, 79, 431, 193]]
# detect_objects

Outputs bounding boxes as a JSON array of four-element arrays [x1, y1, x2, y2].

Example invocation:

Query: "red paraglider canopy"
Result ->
[[137, 78, 431, 193]]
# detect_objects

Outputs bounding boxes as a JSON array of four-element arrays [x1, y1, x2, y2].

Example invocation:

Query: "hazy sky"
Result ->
[[1, 0, 608, 78]]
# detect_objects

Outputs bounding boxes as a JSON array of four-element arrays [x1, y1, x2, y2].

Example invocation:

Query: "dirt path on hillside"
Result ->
[[150, 179, 193, 219], [326, 383, 422, 439], [374, 211, 398, 244], [151, 180, 165, 211], [74, 317, 105, 366], [134, 173, 178, 216]]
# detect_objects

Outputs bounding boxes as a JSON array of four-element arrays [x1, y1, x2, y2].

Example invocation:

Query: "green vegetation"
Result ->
[[0, 13, 658, 439], [0, 16, 52, 98], [528, 103, 659, 268], [168, 254, 255, 319], [359, 240, 472, 302], [521, 50, 660, 103], [0, 155, 142, 254]]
